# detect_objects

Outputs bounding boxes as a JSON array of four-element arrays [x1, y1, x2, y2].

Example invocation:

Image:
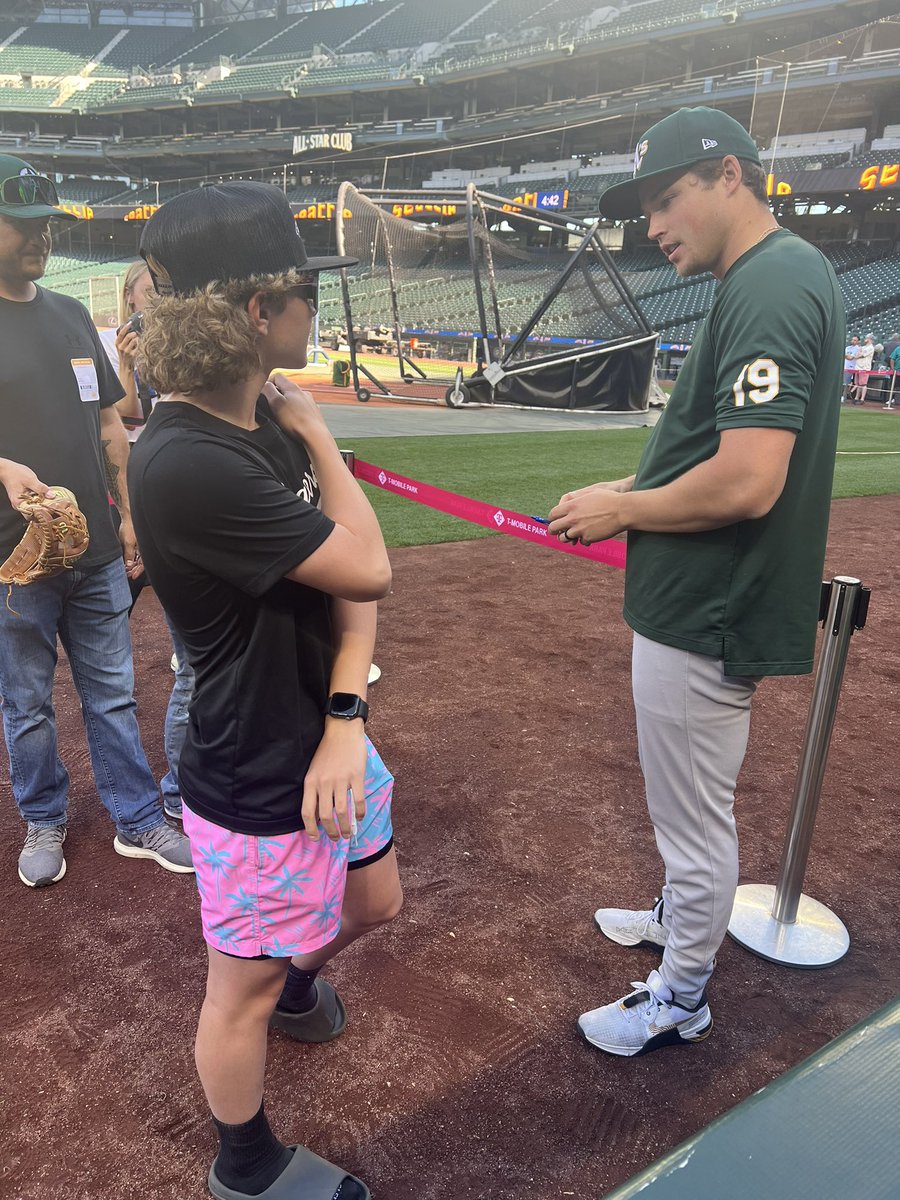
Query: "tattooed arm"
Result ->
[[99, 404, 143, 579]]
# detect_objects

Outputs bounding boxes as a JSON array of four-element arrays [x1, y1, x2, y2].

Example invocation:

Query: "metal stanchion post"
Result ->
[[308, 309, 331, 365], [728, 576, 870, 967]]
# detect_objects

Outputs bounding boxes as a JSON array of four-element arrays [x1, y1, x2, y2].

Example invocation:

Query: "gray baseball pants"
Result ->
[[632, 632, 760, 1007]]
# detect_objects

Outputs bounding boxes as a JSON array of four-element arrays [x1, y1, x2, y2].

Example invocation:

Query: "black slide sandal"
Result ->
[[209, 1144, 370, 1199]]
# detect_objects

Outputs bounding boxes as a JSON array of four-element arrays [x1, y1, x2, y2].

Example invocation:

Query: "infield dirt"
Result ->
[[1, 494, 897, 1199]]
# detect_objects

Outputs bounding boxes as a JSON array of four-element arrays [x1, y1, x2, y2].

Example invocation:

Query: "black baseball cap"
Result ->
[[0, 154, 77, 222], [600, 107, 762, 220], [139, 180, 357, 296]]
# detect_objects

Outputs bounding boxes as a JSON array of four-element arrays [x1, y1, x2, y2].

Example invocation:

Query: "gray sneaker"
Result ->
[[19, 823, 67, 888], [114, 822, 194, 874], [594, 896, 669, 948]]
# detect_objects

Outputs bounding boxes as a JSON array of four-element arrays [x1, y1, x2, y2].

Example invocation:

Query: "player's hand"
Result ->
[[563, 476, 636, 500], [263, 374, 328, 441], [301, 719, 367, 842], [0, 460, 54, 510], [548, 480, 632, 546]]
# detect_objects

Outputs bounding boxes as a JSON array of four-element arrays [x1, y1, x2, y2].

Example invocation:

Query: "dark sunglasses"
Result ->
[[292, 283, 318, 315], [0, 173, 60, 208]]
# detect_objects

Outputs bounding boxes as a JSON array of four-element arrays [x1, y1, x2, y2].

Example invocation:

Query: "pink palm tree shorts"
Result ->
[[182, 737, 394, 958]]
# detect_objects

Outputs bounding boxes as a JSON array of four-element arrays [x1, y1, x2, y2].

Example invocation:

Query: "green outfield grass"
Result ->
[[832, 408, 900, 497], [344, 408, 900, 548]]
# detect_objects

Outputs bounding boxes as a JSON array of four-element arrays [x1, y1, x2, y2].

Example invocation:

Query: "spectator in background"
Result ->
[[99, 261, 157, 442], [99, 259, 194, 823], [0, 153, 193, 886], [843, 334, 860, 403], [885, 342, 900, 410], [883, 331, 900, 364], [851, 333, 875, 404], [99, 263, 155, 612]]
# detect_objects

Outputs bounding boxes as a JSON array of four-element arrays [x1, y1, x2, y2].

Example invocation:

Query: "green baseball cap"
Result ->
[[599, 106, 762, 220], [0, 154, 77, 222]]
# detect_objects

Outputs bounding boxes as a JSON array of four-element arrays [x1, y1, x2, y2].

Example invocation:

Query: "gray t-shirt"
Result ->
[[0, 286, 124, 567]]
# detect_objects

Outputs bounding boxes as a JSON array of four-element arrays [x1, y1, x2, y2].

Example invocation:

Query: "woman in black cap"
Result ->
[[129, 181, 400, 1200]]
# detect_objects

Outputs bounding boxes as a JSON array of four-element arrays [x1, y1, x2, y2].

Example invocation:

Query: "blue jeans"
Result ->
[[0, 557, 163, 836], [160, 612, 194, 807]]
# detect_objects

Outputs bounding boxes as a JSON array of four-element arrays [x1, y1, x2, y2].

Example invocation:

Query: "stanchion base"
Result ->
[[727, 884, 849, 967]]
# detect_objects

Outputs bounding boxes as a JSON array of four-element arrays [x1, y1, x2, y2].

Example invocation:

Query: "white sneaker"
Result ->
[[594, 896, 668, 948], [578, 969, 713, 1057]]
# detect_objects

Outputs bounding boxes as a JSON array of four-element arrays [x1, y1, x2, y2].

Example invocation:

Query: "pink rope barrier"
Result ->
[[352, 458, 627, 570]]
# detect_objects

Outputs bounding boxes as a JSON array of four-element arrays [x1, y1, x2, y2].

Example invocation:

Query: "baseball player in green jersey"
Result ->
[[549, 107, 844, 1057]]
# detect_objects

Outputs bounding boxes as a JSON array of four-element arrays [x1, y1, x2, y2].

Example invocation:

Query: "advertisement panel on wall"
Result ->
[[70, 159, 900, 226]]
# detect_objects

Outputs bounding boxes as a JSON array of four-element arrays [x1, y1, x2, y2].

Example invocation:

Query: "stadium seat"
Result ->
[[90, 82, 186, 110], [0, 23, 109, 74], [0, 85, 60, 109], [194, 62, 294, 98]]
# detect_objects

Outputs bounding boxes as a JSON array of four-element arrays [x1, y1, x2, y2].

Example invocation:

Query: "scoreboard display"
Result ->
[[502, 189, 569, 214]]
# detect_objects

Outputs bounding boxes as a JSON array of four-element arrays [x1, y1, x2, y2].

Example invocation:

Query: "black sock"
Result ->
[[277, 964, 321, 1014], [211, 1103, 293, 1196]]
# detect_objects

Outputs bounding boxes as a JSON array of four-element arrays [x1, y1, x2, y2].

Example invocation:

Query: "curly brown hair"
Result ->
[[135, 269, 313, 395]]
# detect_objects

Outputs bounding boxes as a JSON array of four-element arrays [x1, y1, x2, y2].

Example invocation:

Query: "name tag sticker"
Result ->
[[71, 358, 100, 403]]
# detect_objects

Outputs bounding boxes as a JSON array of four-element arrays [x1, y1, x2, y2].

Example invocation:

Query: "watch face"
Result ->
[[328, 692, 368, 720]]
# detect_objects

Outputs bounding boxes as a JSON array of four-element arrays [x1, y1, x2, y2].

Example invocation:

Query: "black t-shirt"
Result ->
[[128, 399, 336, 835], [0, 286, 125, 567]]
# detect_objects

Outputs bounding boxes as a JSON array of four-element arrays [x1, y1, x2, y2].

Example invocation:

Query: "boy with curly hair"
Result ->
[[129, 181, 400, 1200]]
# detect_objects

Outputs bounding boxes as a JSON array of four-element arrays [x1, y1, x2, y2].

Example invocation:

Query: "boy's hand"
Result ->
[[263, 374, 328, 440], [301, 719, 367, 842]]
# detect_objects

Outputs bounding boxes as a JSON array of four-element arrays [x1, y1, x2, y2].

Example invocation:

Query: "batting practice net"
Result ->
[[335, 182, 657, 410]]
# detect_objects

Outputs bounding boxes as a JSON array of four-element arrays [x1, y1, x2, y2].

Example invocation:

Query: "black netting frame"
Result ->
[[335, 182, 657, 410]]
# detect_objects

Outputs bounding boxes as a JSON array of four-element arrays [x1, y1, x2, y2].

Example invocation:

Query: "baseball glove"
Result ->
[[0, 486, 90, 586]]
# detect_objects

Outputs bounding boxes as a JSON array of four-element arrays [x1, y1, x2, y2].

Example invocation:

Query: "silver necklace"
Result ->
[[748, 224, 782, 252]]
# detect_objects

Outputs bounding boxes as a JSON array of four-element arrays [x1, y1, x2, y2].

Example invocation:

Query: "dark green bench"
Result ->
[[602, 998, 900, 1200]]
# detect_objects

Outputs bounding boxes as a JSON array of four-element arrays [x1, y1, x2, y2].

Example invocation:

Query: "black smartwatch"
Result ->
[[325, 692, 369, 723]]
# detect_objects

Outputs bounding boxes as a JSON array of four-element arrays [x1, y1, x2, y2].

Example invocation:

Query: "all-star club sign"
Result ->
[[293, 131, 354, 155]]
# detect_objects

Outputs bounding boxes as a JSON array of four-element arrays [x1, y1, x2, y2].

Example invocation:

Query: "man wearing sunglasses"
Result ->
[[0, 154, 193, 887]]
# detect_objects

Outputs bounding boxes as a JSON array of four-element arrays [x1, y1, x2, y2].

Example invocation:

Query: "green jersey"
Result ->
[[624, 229, 844, 676]]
